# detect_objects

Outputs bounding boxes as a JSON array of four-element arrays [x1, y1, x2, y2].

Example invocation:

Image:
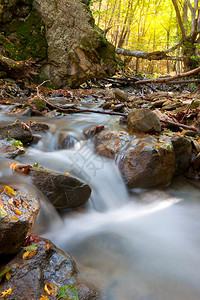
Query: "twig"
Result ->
[[36, 81, 126, 117], [135, 66, 200, 84], [180, 99, 195, 122], [160, 119, 198, 132]]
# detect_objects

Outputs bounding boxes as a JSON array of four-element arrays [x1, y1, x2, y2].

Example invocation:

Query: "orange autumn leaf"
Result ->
[[44, 283, 58, 297], [39, 295, 49, 300], [8, 162, 19, 172], [3, 186, 15, 197], [1, 288, 12, 298], [10, 216, 19, 221], [5, 272, 11, 281], [22, 250, 37, 260], [45, 244, 50, 251], [14, 209, 22, 216]]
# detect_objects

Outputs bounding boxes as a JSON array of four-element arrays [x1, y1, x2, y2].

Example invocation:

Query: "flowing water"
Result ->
[[1, 103, 200, 300]]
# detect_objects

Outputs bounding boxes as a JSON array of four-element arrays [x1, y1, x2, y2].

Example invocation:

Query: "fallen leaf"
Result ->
[[8, 162, 19, 171], [44, 285, 51, 295], [58, 285, 78, 299], [0, 207, 7, 218], [1, 288, 12, 298], [45, 244, 50, 251], [0, 268, 12, 279], [22, 243, 38, 251], [22, 250, 37, 260], [14, 209, 22, 216], [39, 295, 49, 300], [65, 172, 70, 176], [44, 283, 58, 297], [10, 216, 19, 221], [5, 272, 11, 281], [3, 186, 15, 197]]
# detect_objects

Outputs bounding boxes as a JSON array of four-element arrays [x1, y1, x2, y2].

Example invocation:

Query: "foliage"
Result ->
[[58, 285, 79, 299]]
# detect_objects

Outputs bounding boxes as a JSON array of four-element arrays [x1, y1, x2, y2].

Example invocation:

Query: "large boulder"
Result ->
[[0, 123, 33, 144], [0, 0, 115, 88], [127, 108, 161, 133], [0, 185, 40, 255], [0, 235, 100, 300], [10, 164, 91, 209], [95, 131, 176, 189]]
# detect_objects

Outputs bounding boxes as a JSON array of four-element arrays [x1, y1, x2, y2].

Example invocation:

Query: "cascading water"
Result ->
[[1, 105, 200, 300]]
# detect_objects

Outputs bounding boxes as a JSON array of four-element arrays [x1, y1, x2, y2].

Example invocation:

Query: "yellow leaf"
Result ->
[[22, 250, 37, 260], [3, 186, 15, 197], [65, 172, 70, 176], [39, 295, 49, 300], [8, 162, 19, 172], [44, 283, 58, 297], [1, 288, 12, 298], [44, 284, 51, 295], [10, 216, 19, 221], [5, 272, 11, 281], [14, 209, 22, 216]]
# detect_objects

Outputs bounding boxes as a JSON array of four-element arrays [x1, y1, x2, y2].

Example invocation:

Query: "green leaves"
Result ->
[[58, 285, 79, 299], [22, 243, 38, 251], [33, 163, 39, 168], [0, 268, 12, 279]]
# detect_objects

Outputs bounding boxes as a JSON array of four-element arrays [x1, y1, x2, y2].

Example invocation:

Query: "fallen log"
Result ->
[[0, 54, 40, 79], [115, 42, 182, 61], [135, 66, 200, 85]]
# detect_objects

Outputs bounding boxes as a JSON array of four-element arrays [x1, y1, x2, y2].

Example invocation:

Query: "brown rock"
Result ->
[[0, 122, 33, 144], [0, 185, 40, 255], [0, 236, 100, 300], [127, 108, 161, 133]]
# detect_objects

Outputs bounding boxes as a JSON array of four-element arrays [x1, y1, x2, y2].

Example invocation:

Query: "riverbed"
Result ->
[[0, 102, 200, 300]]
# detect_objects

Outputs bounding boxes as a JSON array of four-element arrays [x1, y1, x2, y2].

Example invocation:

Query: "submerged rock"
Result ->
[[0, 186, 40, 255], [127, 108, 161, 133], [0, 235, 100, 300], [0, 122, 33, 144], [0, 139, 25, 159], [10, 164, 91, 209]]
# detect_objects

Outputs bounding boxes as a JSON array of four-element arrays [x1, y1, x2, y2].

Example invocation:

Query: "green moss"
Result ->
[[31, 97, 46, 111], [14, 11, 47, 60]]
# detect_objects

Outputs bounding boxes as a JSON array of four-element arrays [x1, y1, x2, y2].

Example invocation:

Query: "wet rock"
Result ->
[[110, 104, 125, 112], [0, 186, 40, 255], [192, 153, 200, 171], [7, 106, 32, 117], [113, 89, 129, 102], [102, 102, 112, 109], [127, 108, 161, 133], [118, 135, 176, 188], [151, 99, 168, 108], [170, 134, 192, 174], [11, 164, 91, 209], [57, 131, 79, 149], [95, 131, 176, 188], [0, 236, 100, 300], [0, 122, 33, 144], [0, 139, 25, 159], [30, 122, 49, 133], [182, 130, 197, 137], [83, 125, 105, 139], [95, 130, 130, 159]]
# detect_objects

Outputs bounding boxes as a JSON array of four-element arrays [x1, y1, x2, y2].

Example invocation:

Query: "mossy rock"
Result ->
[[30, 97, 46, 111]]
